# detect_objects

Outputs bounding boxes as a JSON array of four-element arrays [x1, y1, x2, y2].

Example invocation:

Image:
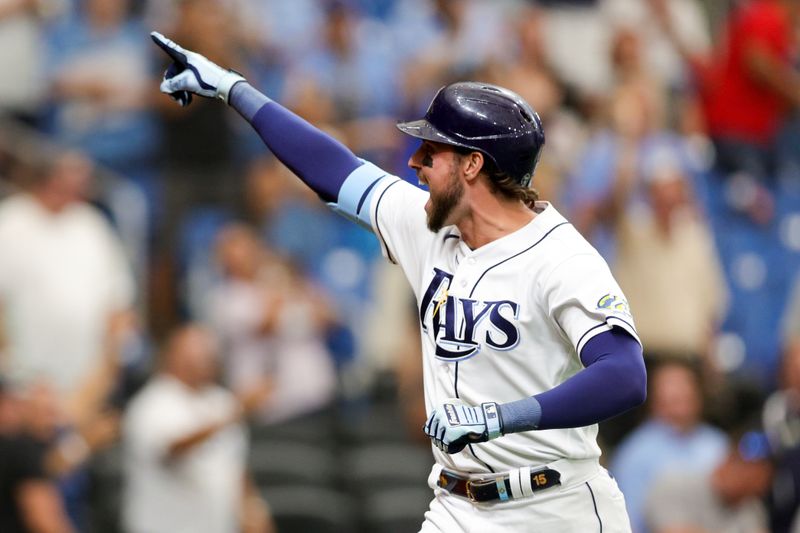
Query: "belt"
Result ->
[[437, 467, 561, 502]]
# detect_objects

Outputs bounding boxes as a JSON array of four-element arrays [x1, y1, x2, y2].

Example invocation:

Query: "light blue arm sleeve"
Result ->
[[327, 160, 391, 230]]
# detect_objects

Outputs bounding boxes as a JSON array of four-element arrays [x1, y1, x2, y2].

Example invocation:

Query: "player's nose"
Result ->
[[408, 143, 425, 170]]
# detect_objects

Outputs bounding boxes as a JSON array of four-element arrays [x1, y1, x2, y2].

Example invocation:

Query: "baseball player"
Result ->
[[151, 32, 647, 533]]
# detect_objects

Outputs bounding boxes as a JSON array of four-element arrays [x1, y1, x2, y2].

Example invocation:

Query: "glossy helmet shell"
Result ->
[[397, 82, 545, 187]]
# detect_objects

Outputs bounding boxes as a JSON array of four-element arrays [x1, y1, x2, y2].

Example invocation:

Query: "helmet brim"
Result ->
[[396, 119, 471, 150]]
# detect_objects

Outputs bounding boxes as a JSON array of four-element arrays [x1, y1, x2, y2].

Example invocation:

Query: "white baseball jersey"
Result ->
[[336, 162, 639, 475]]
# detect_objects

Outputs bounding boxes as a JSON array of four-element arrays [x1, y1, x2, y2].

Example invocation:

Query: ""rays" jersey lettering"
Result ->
[[419, 268, 520, 361]]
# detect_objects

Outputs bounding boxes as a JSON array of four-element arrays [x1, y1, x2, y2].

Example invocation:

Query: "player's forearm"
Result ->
[[498, 328, 646, 432], [229, 82, 363, 202]]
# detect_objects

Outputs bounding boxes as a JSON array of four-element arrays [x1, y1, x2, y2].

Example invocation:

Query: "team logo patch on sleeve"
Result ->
[[597, 294, 631, 316]]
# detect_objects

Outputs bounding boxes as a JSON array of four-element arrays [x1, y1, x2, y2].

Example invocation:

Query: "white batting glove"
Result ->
[[424, 399, 504, 454], [150, 31, 244, 106]]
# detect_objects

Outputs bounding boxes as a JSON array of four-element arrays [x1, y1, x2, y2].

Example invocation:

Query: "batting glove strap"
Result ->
[[216, 70, 246, 104], [481, 402, 503, 440]]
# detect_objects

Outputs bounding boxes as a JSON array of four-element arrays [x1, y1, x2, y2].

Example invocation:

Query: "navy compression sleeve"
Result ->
[[229, 82, 362, 202], [498, 328, 646, 432]]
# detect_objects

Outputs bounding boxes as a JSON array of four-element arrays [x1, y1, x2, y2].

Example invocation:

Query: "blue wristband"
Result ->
[[482, 402, 503, 440], [498, 397, 541, 434]]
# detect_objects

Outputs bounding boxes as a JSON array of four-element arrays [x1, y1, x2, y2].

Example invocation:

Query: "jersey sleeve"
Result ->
[[542, 252, 640, 356], [368, 176, 435, 286], [330, 160, 435, 288]]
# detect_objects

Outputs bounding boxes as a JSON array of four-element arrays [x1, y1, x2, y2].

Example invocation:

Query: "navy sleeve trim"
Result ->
[[357, 176, 384, 215], [575, 323, 609, 355]]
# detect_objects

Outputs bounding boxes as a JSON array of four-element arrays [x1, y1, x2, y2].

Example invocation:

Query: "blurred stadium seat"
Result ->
[[249, 439, 338, 489], [261, 485, 358, 533]]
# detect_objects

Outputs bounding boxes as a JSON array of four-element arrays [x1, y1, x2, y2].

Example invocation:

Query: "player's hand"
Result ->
[[424, 399, 503, 454], [150, 31, 245, 106]]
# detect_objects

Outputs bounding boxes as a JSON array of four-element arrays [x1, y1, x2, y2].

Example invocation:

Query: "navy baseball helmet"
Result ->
[[397, 82, 545, 188]]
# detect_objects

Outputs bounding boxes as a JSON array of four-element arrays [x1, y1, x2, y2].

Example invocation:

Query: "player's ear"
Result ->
[[462, 151, 484, 183]]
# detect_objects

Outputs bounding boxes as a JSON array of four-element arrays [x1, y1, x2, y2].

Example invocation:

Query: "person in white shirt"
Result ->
[[0, 151, 135, 395], [122, 324, 272, 533]]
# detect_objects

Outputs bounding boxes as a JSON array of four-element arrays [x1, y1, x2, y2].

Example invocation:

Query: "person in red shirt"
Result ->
[[704, 1, 795, 144], [657, 0, 800, 221]]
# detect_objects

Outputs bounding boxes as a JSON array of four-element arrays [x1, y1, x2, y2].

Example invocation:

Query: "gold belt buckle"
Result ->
[[465, 479, 477, 502]]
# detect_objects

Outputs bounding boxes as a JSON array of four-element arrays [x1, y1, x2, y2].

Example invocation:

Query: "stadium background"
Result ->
[[1, 0, 800, 532]]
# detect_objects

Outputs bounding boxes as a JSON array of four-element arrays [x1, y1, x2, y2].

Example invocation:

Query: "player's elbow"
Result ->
[[607, 344, 647, 412], [630, 370, 647, 408], [623, 353, 647, 409], [604, 333, 647, 411]]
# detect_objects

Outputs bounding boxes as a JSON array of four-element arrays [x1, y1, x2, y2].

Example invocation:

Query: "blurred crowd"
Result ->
[[1, 0, 800, 532]]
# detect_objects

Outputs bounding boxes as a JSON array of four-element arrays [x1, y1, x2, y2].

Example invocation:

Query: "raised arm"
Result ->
[[150, 32, 386, 228]]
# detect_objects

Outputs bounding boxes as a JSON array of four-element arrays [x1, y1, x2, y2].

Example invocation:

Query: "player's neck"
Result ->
[[457, 191, 536, 249]]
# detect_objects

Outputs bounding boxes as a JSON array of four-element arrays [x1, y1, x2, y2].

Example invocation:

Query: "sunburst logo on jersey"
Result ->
[[597, 294, 631, 316]]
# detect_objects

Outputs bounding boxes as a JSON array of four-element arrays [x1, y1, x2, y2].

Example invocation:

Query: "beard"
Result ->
[[426, 169, 464, 232]]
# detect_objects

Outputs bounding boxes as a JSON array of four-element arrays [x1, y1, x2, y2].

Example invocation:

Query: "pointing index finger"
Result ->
[[150, 31, 188, 64]]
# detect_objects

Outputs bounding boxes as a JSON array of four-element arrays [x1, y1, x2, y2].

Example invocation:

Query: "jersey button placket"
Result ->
[[460, 255, 477, 289]]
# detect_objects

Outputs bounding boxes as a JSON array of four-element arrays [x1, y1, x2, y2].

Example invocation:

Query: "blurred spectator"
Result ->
[[607, 25, 667, 126], [7, 378, 119, 532], [761, 295, 800, 532], [783, 273, 800, 351], [604, 0, 711, 92], [244, 155, 379, 321], [122, 324, 273, 533], [0, 150, 135, 396], [390, 294, 428, 445], [203, 223, 338, 425], [362, 260, 417, 377], [0, 380, 75, 533], [401, 0, 512, 112], [280, 1, 406, 168], [566, 17, 674, 240], [610, 359, 727, 533], [154, 0, 247, 226], [0, 377, 20, 432], [26, 380, 117, 528], [612, 144, 728, 360], [538, 0, 612, 102], [658, 0, 800, 223], [567, 56, 682, 257], [44, 0, 159, 186], [0, 0, 66, 125], [235, 0, 323, 65], [151, 0, 250, 328], [483, 4, 583, 203], [293, 1, 400, 121], [644, 426, 774, 533]]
